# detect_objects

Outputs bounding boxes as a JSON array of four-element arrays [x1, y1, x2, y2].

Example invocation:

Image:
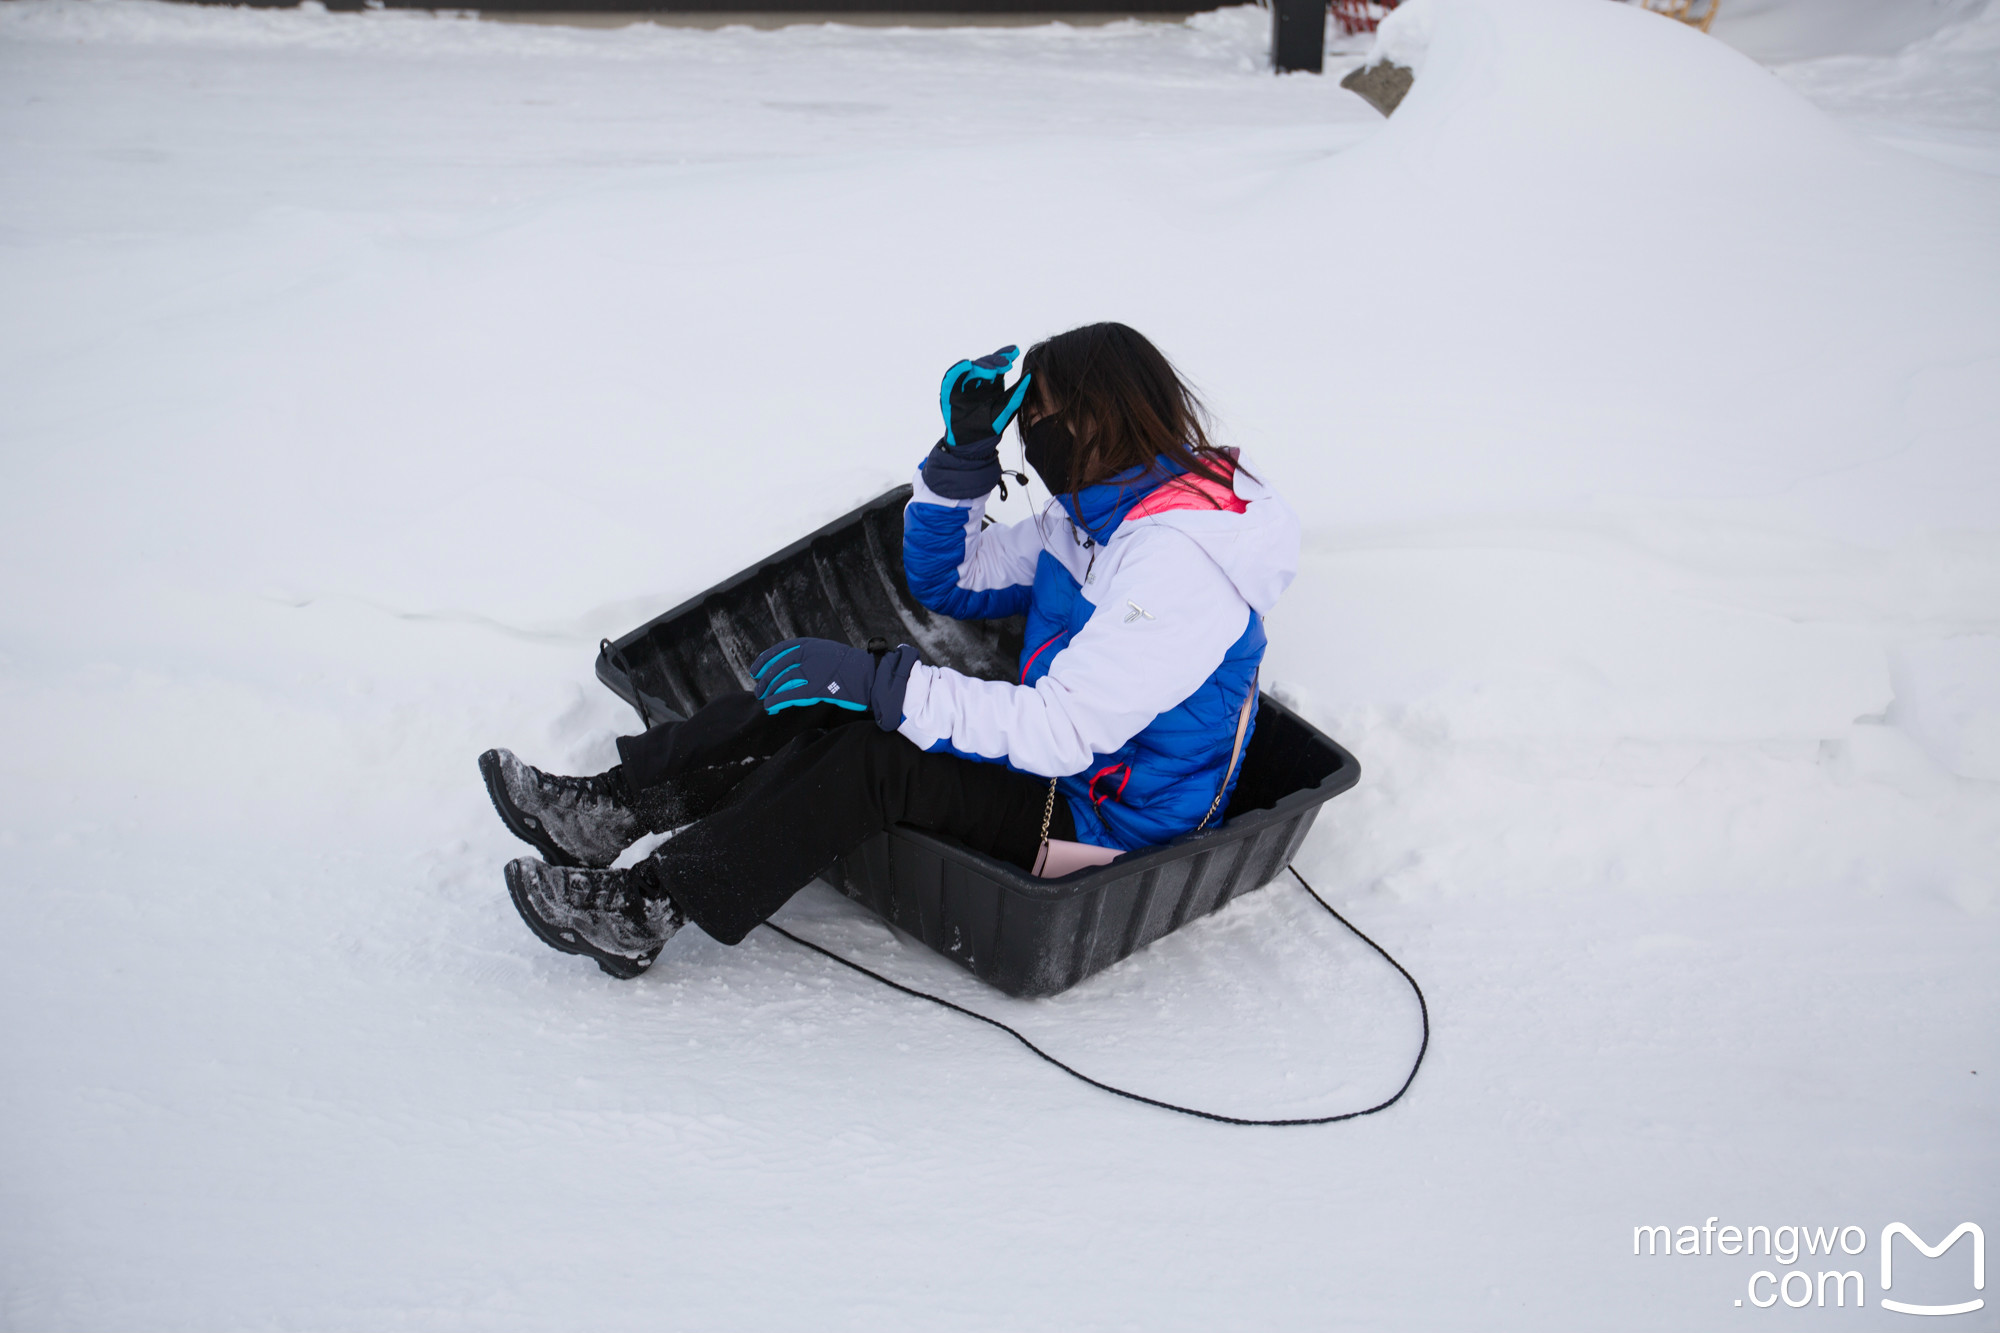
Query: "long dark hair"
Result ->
[[1019, 322, 1245, 506]]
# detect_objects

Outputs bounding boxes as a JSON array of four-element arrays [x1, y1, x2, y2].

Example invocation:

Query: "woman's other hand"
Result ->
[[750, 638, 922, 731]]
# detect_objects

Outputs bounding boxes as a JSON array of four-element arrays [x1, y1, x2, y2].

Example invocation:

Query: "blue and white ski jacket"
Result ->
[[897, 453, 1300, 851]]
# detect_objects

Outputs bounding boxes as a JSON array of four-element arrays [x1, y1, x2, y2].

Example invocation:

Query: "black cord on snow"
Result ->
[[759, 865, 1430, 1127]]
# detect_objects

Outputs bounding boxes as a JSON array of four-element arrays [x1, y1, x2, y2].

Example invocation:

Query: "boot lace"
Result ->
[[530, 765, 628, 815]]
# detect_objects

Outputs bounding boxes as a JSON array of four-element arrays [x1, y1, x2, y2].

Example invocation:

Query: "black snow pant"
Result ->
[[614, 693, 1075, 946]]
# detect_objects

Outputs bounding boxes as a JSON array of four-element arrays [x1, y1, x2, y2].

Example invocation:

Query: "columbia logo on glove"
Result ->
[[751, 637, 923, 731]]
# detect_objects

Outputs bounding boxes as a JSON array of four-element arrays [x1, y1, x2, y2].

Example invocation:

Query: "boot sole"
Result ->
[[503, 860, 658, 981], [479, 750, 590, 870]]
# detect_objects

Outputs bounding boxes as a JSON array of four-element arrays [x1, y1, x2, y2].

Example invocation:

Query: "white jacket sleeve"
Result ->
[[905, 466, 1045, 606], [897, 527, 1251, 776]]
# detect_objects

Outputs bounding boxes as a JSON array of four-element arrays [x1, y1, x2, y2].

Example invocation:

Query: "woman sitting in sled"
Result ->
[[480, 322, 1300, 977]]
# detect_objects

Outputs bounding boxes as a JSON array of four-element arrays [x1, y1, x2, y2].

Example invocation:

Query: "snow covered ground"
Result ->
[[1, 0, 1995, 1327]]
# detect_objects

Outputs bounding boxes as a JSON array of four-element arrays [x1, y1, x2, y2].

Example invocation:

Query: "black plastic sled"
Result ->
[[595, 485, 1360, 997]]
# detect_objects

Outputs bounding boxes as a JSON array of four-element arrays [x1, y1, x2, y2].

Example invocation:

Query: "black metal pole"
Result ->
[[1272, 0, 1326, 73]]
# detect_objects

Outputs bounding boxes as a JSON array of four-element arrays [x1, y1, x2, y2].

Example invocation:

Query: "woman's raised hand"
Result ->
[[939, 345, 1032, 448], [923, 345, 1031, 500]]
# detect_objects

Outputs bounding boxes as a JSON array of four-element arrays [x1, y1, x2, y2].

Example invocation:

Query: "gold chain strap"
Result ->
[[1040, 676, 1254, 847], [1193, 782, 1228, 834], [1193, 672, 1260, 834]]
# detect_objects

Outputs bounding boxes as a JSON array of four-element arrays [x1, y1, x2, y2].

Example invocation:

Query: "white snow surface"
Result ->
[[1, 0, 1996, 1328]]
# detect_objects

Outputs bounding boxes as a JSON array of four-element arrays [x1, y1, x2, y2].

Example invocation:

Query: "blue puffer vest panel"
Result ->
[[1022, 545, 1264, 849]]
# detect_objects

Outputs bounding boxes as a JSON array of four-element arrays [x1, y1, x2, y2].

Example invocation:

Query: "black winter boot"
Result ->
[[480, 749, 648, 869], [503, 857, 684, 979]]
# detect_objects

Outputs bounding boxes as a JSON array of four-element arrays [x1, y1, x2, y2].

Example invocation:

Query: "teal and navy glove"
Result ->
[[940, 345, 1032, 448], [922, 345, 1032, 500], [751, 638, 921, 731]]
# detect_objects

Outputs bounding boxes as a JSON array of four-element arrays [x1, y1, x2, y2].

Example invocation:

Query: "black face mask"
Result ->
[[1021, 416, 1075, 496]]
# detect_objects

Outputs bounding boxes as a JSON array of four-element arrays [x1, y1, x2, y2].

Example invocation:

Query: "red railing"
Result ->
[[1330, 0, 1401, 36]]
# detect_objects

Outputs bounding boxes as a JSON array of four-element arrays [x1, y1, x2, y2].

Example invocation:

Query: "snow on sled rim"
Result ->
[[594, 485, 1361, 996]]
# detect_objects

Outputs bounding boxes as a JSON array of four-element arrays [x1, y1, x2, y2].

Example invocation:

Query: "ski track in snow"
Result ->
[[1, 0, 1997, 1328]]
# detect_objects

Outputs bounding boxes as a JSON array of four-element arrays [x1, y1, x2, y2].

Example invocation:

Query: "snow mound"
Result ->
[[1768, 0, 2000, 174], [1716, 0, 1990, 64], [1257, 0, 2000, 763], [1892, 635, 2000, 781], [1366, 0, 1433, 74]]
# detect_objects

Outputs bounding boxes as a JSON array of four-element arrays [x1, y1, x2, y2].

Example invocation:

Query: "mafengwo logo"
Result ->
[[1631, 1219, 1984, 1314]]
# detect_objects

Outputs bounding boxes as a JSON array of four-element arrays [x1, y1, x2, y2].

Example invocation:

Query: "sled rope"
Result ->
[[759, 865, 1429, 1127]]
